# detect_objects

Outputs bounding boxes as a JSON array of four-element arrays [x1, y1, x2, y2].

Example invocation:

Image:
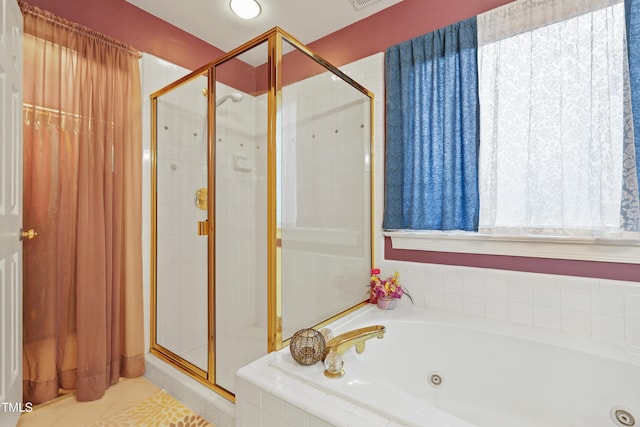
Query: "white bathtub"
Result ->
[[236, 304, 640, 427]]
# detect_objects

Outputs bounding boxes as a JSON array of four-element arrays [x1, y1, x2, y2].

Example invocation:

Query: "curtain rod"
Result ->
[[18, 1, 142, 59], [24, 103, 115, 127], [24, 103, 82, 119]]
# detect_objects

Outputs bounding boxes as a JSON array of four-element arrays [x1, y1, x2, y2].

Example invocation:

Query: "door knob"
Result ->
[[20, 228, 38, 241]]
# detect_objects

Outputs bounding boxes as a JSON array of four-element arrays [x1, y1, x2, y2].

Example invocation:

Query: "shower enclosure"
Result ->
[[150, 27, 374, 399]]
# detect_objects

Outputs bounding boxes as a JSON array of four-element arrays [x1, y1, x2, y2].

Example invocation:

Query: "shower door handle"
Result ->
[[197, 220, 208, 236]]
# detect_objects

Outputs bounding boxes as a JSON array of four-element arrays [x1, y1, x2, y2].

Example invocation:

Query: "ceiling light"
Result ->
[[229, 0, 261, 19]]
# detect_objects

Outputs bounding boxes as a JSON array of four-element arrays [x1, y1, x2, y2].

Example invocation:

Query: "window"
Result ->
[[384, 0, 640, 246], [478, 0, 639, 237]]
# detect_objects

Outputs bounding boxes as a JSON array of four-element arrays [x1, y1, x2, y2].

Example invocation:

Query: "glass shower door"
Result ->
[[154, 72, 209, 373]]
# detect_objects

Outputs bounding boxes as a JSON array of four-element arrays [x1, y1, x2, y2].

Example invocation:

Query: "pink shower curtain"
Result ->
[[20, 1, 145, 404]]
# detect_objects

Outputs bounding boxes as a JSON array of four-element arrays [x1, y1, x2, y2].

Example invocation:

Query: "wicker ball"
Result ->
[[289, 328, 326, 365]]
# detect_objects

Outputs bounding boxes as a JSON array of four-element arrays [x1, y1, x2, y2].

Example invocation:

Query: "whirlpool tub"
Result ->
[[236, 304, 640, 427]]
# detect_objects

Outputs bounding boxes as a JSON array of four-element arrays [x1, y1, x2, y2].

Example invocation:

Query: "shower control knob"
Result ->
[[19, 228, 38, 241]]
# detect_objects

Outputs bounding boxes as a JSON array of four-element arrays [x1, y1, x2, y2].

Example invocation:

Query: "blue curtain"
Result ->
[[383, 17, 479, 231], [627, 0, 640, 186]]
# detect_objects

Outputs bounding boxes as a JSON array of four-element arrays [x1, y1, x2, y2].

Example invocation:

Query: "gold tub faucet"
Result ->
[[323, 325, 386, 378]]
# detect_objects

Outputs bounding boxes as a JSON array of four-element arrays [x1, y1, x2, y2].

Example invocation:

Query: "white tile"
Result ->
[[217, 413, 234, 427], [598, 279, 632, 294], [619, 281, 640, 295], [404, 283, 425, 307], [424, 290, 444, 310], [309, 414, 339, 427], [236, 401, 261, 427], [249, 366, 292, 395], [557, 275, 597, 290], [508, 302, 533, 326], [305, 397, 349, 426], [533, 306, 562, 330], [562, 310, 591, 336], [284, 402, 309, 427], [591, 292, 624, 316], [561, 286, 591, 312], [443, 293, 465, 313], [443, 271, 464, 294], [321, 394, 357, 414], [263, 411, 286, 427], [485, 278, 508, 301], [591, 314, 625, 343], [625, 294, 640, 320], [463, 279, 484, 297], [423, 271, 444, 292], [626, 318, 640, 346], [485, 299, 508, 321], [508, 282, 533, 304], [235, 376, 261, 408], [464, 295, 485, 318], [351, 407, 389, 426], [407, 268, 426, 288], [533, 282, 561, 309], [262, 392, 284, 421]]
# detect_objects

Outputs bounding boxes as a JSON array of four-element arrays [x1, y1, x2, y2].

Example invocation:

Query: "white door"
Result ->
[[0, 0, 23, 426]]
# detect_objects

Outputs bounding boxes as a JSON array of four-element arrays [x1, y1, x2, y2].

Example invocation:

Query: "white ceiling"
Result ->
[[126, 0, 403, 55]]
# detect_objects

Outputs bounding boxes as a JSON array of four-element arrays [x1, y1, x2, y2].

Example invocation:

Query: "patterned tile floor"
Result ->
[[17, 377, 163, 427]]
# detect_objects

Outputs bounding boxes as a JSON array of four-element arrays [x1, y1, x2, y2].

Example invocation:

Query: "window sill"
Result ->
[[384, 230, 640, 264]]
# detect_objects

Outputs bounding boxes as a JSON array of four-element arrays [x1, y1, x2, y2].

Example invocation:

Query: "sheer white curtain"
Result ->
[[477, 0, 639, 236]]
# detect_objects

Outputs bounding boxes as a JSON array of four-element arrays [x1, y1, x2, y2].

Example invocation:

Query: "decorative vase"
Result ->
[[289, 328, 326, 365], [376, 296, 399, 310]]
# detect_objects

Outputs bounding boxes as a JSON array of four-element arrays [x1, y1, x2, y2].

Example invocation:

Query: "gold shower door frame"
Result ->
[[149, 27, 375, 401]]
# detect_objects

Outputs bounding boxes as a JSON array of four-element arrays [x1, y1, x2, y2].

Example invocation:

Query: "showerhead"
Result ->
[[230, 93, 243, 103], [216, 93, 244, 107]]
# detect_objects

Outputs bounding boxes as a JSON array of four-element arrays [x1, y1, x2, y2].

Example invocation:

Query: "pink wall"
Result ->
[[24, 0, 639, 282], [307, 0, 512, 68]]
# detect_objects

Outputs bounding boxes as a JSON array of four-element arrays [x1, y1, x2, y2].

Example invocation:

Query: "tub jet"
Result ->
[[611, 407, 635, 427], [429, 373, 443, 387]]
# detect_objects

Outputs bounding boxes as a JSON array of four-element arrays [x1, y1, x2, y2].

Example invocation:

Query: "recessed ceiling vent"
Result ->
[[349, 0, 383, 10]]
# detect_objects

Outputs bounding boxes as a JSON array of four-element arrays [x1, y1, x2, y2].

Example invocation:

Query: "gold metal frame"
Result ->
[[267, 32, 281, 351], [149, 27, 375, 401]]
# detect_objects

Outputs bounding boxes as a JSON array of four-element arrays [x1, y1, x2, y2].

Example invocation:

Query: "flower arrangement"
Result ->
[[369, 268, 412, 307]]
